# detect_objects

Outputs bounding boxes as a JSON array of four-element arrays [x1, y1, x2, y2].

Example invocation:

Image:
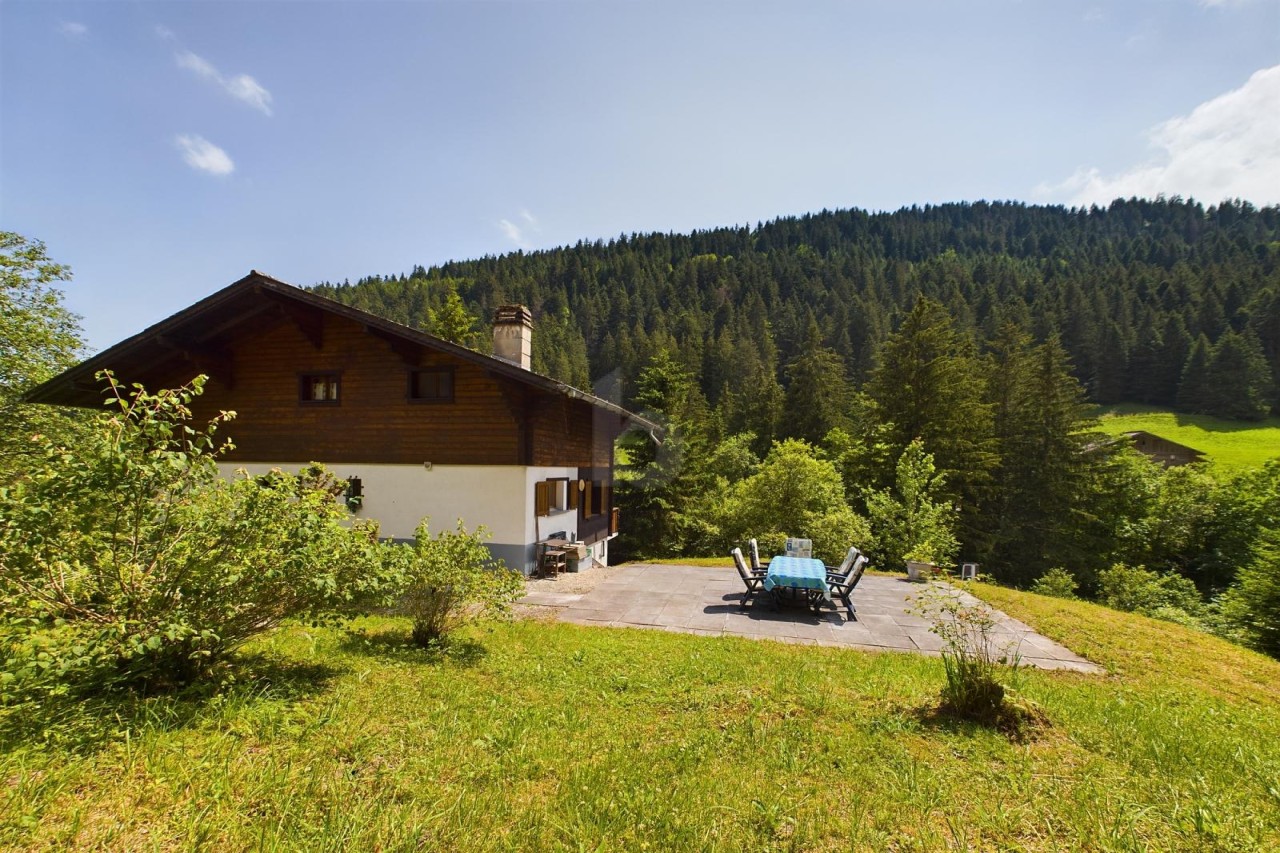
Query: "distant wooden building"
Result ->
[[1123, 431, 1206, 467], [25, 271, 658, 574]]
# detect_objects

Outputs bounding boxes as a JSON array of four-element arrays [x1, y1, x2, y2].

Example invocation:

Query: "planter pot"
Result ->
[[905, 561, 936, 582]]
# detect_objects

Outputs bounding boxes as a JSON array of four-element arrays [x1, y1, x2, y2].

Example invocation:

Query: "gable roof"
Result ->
[[24, 270, 660, 434], [1121, 430, 1205, 459]]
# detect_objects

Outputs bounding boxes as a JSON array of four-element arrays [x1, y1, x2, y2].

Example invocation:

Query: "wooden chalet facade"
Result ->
[[25, 271, 658, 573], [1122, 431, 1206, 468]]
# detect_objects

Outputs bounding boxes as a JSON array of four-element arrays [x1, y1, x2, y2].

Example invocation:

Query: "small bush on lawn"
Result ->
[[913, 583, 1045, 739], [395, 520, 525, 647], [0, 373, 393, 698], [1031, 567, 1079, 599]]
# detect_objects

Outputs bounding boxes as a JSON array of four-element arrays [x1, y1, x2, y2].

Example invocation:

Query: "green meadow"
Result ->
[[1095, 404, 1280, 472], [3, 584, 1278, 852]]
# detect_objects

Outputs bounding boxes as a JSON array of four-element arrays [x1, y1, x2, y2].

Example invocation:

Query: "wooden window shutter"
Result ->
[[569, 482, 579, 510], [583, 480, 594, 517], [535, 481, 550, 517]]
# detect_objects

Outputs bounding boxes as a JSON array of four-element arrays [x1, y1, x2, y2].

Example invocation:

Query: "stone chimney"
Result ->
[[492, 305, 533, 370]]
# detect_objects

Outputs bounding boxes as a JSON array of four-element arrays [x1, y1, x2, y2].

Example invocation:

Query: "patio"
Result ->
[[521, 563, 1102, 673]]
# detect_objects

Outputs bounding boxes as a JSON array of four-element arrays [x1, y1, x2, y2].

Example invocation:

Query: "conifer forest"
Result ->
[[313, 198, 1280, 654]]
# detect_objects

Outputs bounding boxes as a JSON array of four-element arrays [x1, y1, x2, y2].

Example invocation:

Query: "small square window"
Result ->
[[409, 367, 454, 402], [300, 373, 340, 404]]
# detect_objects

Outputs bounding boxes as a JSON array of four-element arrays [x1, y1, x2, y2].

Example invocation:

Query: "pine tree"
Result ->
[[531, 308, 591, 388], [1176, 334, 1213, 413], [614, 350, 715, 559], [980, 327, 1104, 583], [780, 314, 852, 444], [864, 297, 998, 545], [1203, 330, 1275, 420], [428, 283, 479, 347]]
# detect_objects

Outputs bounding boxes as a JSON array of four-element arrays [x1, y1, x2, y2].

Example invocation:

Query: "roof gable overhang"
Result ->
[[23, 271, 661, 435]]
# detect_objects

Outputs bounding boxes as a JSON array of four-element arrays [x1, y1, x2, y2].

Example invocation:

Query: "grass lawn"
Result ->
[[1095, 404, 1280, 473], [3, 586, 1279, 851]]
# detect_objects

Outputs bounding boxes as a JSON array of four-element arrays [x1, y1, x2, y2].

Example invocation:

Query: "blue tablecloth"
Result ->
[[765, 556, 831, 601]]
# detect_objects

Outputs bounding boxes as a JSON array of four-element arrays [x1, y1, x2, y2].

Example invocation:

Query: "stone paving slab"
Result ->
[[524, 564, 1103, 673]]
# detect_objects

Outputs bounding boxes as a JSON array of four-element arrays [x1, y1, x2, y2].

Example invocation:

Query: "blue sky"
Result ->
[[3, 0, 1278, 352]]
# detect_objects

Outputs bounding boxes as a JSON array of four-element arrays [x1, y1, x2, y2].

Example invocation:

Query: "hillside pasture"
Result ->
[[1096, 404, 1280, 472]]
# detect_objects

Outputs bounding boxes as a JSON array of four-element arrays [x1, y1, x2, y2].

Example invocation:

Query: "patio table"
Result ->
[[764, 555, 831, 607]]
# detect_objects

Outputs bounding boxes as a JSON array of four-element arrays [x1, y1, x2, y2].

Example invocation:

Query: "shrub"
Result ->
[[0, 374, 392, 697], [396, 520, 525, 646], [806, 506, 874, 566], [864, 439, 959, 570], [913, 583, 1041, 738], [1096, 563, 1206, 624], [713, 439, 872, 562], [1031, 567, 1079, 599]]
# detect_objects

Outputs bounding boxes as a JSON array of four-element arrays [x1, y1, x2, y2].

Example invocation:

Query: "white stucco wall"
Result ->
[[217, 462, 600, 574]]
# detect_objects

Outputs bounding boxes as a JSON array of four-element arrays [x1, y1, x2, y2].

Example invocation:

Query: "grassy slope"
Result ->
[[3, 590, 1279, 852], [1095, 404, 1280, 472]]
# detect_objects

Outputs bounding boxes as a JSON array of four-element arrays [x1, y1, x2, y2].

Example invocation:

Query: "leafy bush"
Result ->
[[0, 232, 87, 484], [395, 520, 525, 646], [1096, 563, 1206, 625], [704, 432, 760, 484], [712, 439, 872, 563], [0, 374, 392, 697], [805, 506, 874, 567], [1031, 567, 1079, 599], [864, 439, 959, 569]]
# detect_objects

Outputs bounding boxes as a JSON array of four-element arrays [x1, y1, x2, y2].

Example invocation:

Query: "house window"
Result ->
[[548, 478, 569, 512], [583, 481, 607, 518], [535, 478, 571, 516], [300, 373, 341, 404], [408, 367, 454, 402]]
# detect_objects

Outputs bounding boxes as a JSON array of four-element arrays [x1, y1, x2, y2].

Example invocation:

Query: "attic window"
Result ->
[[300, 373, 341, 404], [408, 367, 455, 403]]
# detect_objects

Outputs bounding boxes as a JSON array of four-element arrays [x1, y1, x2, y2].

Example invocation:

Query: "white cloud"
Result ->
[[174, 134, 235, 176], [1036, 64, 1280, 207], [154, 24, 175, 41], [498, 210, 540, 249], [58, 21, 88, 38], [175, 49, 273, 116]]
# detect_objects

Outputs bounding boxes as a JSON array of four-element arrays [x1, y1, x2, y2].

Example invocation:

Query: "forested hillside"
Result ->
[[313, 199, 1280, 657], [314, 198, 1280, 422]]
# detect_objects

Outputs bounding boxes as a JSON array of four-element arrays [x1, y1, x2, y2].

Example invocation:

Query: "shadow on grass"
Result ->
[[911, 694, 1051, 744], [340, 625, 489, 668], [0, 654, 341, 758]]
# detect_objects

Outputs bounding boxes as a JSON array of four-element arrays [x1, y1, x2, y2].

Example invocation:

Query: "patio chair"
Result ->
[[747, 538, 770, 575], [731, 547, 765, 608], [824, 546, 860, 584], [827, 553, 869, 620]]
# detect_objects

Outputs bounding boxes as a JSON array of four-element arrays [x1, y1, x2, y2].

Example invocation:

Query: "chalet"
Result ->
[[1122, 430, 1206, 467], [24, 271, 659, 574]]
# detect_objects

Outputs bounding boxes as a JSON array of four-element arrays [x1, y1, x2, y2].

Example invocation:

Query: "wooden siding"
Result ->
[[182, 313, 523, 464], [530, 396, 618, 468], [144, 311, 618, 468]]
